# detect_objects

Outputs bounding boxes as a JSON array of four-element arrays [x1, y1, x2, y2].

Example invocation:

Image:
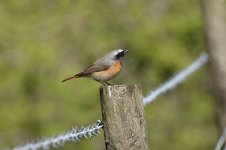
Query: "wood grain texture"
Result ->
[[100, 84, 148, 150]]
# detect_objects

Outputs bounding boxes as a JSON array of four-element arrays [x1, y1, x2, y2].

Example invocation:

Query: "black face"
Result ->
[[115, 51, 125, 59]]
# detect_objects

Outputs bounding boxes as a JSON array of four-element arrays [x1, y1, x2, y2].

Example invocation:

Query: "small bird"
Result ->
[[62, 49, 128, 85]]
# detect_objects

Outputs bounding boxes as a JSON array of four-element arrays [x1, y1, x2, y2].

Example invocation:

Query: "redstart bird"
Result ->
[[62, 49, 128, 85]]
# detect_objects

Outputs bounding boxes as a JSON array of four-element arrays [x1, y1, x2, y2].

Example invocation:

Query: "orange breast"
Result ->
[[91, 61, 121, 82], [106, 60, 121, 75]]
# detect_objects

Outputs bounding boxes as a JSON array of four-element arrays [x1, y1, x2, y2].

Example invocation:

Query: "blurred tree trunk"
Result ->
[[201, 0, 226, 132]]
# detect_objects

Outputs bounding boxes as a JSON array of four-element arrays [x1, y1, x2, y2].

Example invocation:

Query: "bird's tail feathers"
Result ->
[[61, 75, 79, 82]]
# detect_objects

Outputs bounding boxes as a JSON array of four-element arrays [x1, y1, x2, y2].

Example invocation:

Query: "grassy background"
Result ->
[[0, 0, 219, 149]]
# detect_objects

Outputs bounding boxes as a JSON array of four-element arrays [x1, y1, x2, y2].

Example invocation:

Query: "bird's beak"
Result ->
[[124, 50, 129, 54]]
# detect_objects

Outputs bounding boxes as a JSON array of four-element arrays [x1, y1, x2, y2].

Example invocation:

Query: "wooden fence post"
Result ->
[[99, 84, 148, 150]]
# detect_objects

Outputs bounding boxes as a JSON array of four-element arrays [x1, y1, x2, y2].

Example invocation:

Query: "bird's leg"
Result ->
[[105, 82, 111, 85], [95, 79, 111, 86], [98, 81, 107, 86], [101, 82, 111, 86]]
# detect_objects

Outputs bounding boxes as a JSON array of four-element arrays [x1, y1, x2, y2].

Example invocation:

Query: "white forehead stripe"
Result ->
[[113, 49, 124, 55], [117, 49, 124, 52]]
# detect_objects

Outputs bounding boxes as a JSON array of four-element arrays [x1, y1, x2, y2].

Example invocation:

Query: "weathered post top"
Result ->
[[100, 84, 148, 150]]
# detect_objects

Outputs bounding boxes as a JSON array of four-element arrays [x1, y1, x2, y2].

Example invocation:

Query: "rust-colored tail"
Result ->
[[61, 75, 78, 82]]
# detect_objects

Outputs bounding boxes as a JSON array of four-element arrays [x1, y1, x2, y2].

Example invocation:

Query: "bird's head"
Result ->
[[113, 49, 129, 60]]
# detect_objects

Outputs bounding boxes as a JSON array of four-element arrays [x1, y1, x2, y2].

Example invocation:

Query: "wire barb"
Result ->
[[11, 120, 103, 150]]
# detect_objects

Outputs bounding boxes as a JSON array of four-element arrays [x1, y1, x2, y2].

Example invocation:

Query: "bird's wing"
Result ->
[[75, 64, 110, 76]]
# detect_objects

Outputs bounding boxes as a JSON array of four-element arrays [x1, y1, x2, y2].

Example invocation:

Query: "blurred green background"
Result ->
[[0, 0, 219, 149]]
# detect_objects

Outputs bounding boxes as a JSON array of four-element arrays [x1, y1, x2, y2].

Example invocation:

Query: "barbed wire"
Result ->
[[11, 120, 103, 150], [143, 52, 209, 105], [9, 52, 209, 150], [215, 127, 226, 150]]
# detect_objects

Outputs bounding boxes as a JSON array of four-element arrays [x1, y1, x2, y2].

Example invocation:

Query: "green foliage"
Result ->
[[0, 0, 217, 149]]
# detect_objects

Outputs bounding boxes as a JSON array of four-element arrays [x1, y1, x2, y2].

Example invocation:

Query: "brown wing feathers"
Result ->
[[61, 64, 110, 82]]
